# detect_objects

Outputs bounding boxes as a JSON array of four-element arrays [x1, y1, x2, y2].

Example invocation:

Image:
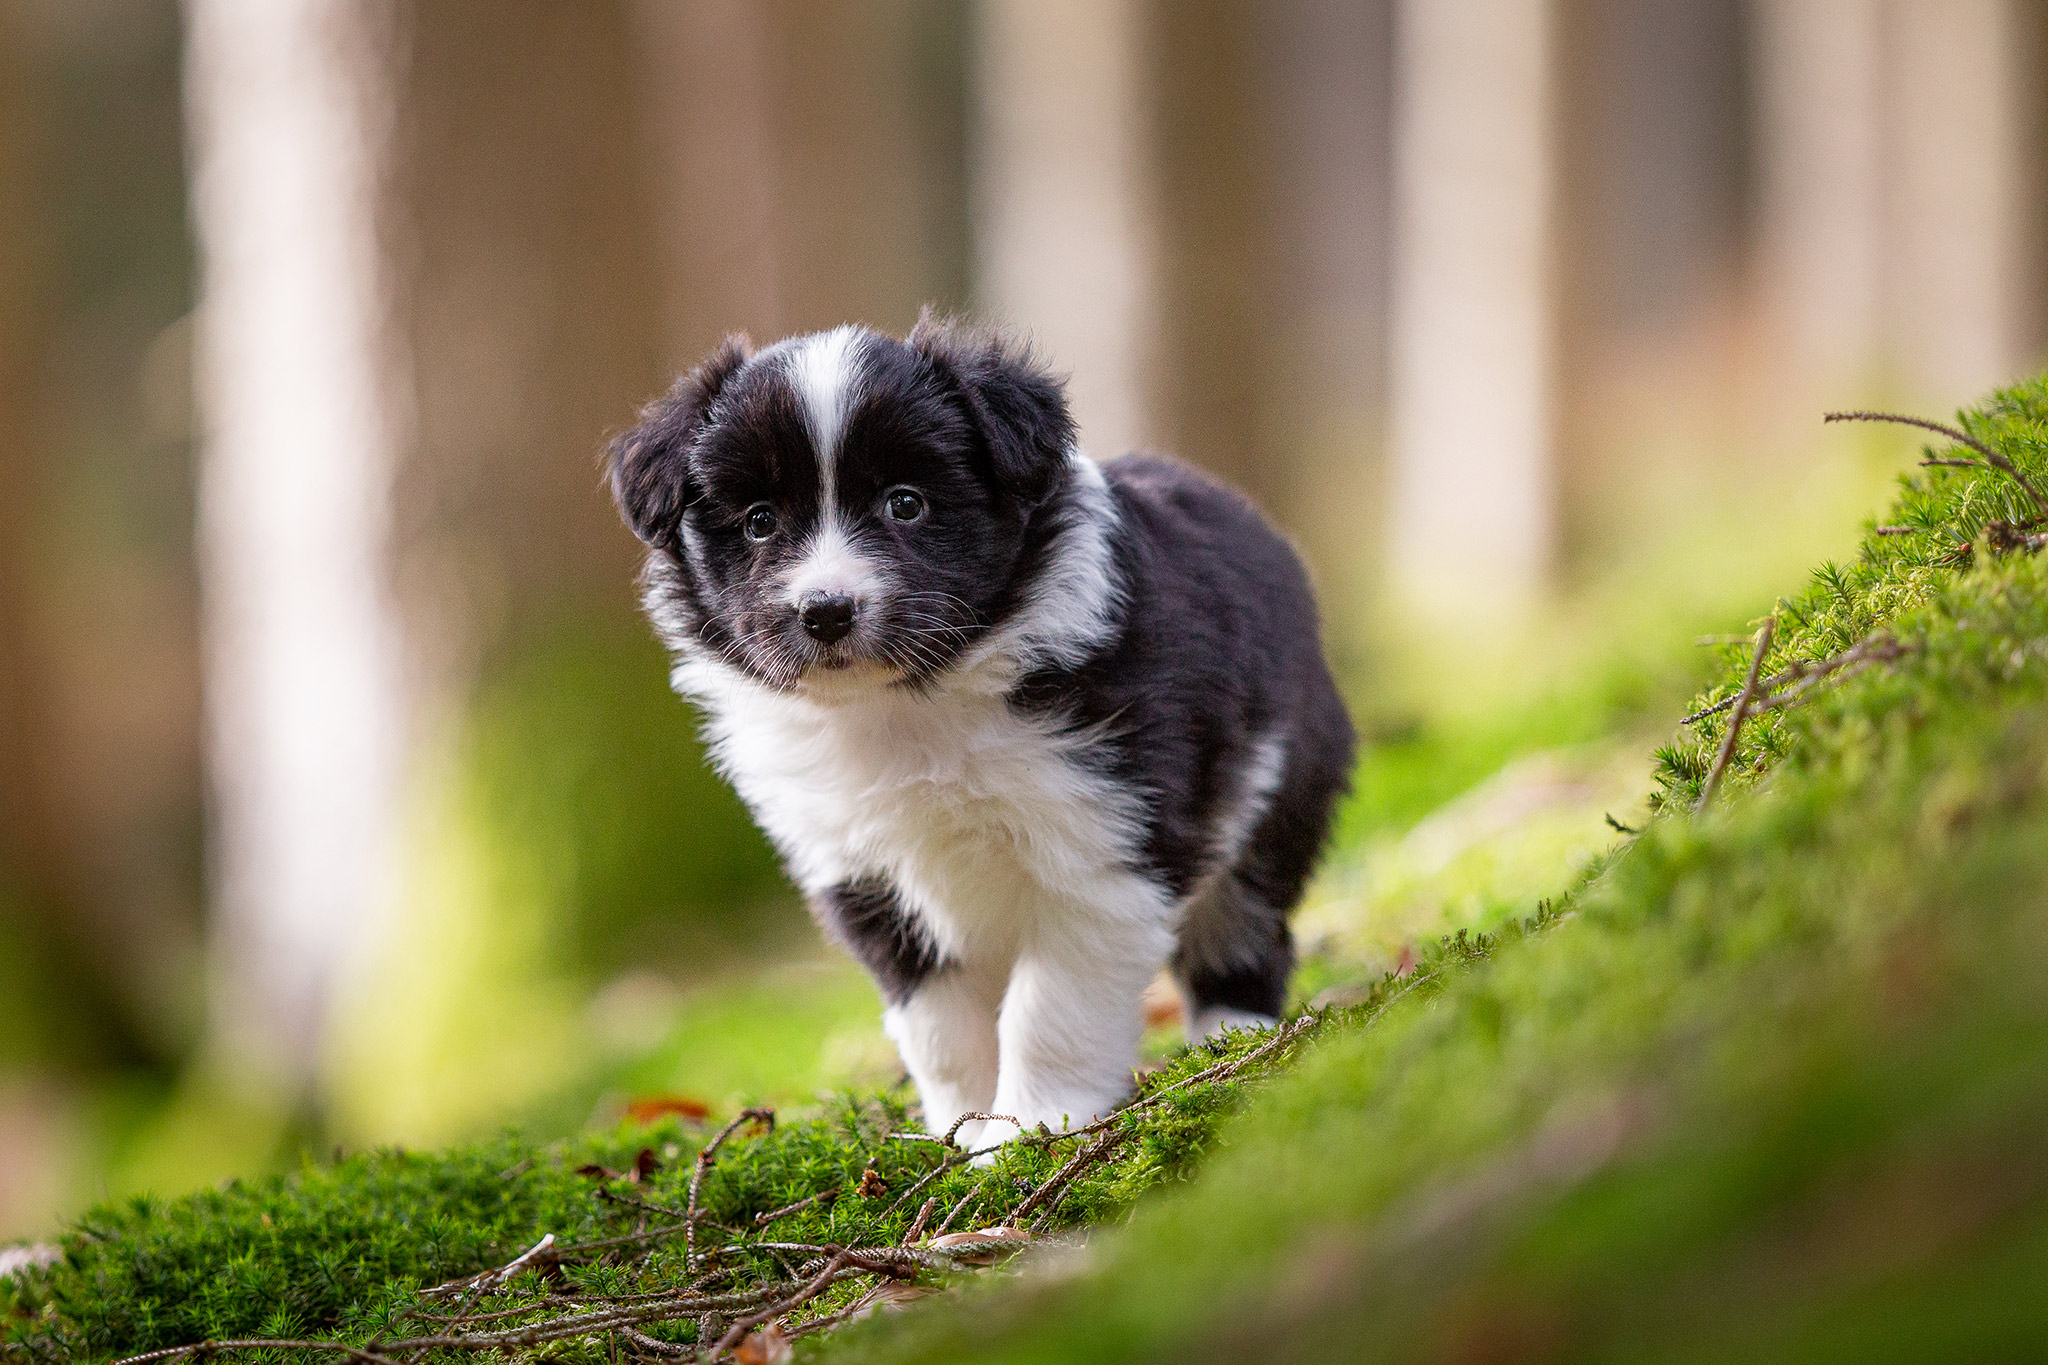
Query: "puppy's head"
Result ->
[[610, 317, 1076, 693]]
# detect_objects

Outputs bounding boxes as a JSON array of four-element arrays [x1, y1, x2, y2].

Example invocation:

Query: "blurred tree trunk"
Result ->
[[1386, 0, 1558, 631], [394, 0, 666, 685], [0, 4, 52, 914], [184, 0, 411, 1095], [628, 0, 783, 362], [758, 0, 969, 337], [1553, 0, 1749, 571], [1880, 0, 2041, 407], [1261, 0, 1394, 632], [969, 0, 1157, 462], [1752, 0, 1886, 402], [629, 0, 968, 368], [1144, 0, 1282, 505]]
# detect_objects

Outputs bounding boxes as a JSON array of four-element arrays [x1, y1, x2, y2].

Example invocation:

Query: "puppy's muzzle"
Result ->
[[798, 592, 857, 645]]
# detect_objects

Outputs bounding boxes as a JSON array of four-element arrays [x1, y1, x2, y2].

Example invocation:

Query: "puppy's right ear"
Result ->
[[608, 334, 752, 547]]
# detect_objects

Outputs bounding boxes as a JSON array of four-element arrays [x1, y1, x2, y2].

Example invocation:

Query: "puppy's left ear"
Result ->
[[910, 313, 1074, 507], [608, 334, 752, 547]]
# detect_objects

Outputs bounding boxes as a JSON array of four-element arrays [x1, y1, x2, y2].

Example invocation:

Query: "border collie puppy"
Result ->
[[608, 317, 1354, 1149]]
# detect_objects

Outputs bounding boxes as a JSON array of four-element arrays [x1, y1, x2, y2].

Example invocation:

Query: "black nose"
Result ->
[[798, 593, 857, 644]]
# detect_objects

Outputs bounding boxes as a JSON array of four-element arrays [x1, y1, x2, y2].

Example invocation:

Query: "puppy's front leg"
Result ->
[[816, 879, 1003, 1145], [883, 965, 1003, 1146], [984, 912, 1172, 1147]]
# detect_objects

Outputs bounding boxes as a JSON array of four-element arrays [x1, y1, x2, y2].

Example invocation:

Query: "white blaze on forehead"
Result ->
[[783, 325, 864, 509], [776, 327, 884, 610]]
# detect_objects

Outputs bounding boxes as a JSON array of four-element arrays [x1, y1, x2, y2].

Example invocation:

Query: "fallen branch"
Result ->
[[419, 1234, 558, 1299], [707, 1248, 910, 1362], [752, 1187, 839, 1229], [1014, 1130, 1128, 1231], [111, 1341, 403, 1365], [1698, 616, 1776, 810], [942, 1111, 1022, 1148], [1682, 632, 1912, 727], [1827, 410, 2048, 521]]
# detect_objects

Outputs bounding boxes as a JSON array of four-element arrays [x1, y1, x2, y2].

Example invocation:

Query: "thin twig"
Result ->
[[708, 1248, 907, 1361], [1681, 632, 1910, 726], [616, 1325, 692, 1358], [1011, 1129, 1127, 1229], [596, 1188, 691, 1222], [753, 1186, 840, 1229], [902, 1198, 938, 1247], [420, 1234, 559, 1298], [1825, 409, 1998, 460], [942, 1112, 1022, 1147], [1058, 1011, 1322, 1143], [932, 1183, 982, 1238], [1697, 616, 1775, 810], [110, 1342, 403, 1365], [1828, 409, 2048, 520]]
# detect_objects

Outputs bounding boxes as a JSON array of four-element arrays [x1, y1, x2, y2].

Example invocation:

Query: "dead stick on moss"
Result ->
[[1697, 616, 1775, 811], [1011, 1129, 1128, 1230], [110, 1342, 404, 1365], [708, 1248, 906, 1361], [1057, 1012, 1321, 1144], [941, 1111, 1023, 1148], [1682, 632, 1910, 726], [902, 1196, 939, 1246], [932, 1182, 983, 1238], [1827, 410, 2048, 520], [595, 1187, 690, 1221], [754, 1186, 840, 1229], [616, 1325, 692, 1358], [420, 1234, 559, 1298]]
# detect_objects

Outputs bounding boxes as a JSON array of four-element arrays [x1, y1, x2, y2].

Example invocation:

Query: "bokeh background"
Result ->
[[3, 0, 2046, 1242]]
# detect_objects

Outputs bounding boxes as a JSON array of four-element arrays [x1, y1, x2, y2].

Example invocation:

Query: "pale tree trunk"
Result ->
[[183, 0, 409, 1095], [630, 0, 967, 364], [1263, 0, 1394, 626], [1752, 0, 1886, 398], [1753, 0, 2040, 412], [1146, 0, 1282, 503], [628, 0, 783, 360], [970, 0, 1157, 462], [1387, 0, 1558, 628], [0, 6, 44, 899], [394, 0, 663, 664], [1881, 0, 2039, 407]]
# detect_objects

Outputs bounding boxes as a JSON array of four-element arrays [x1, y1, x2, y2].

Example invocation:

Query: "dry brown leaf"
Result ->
[[856, 1166, 888, 1199], [927, 1225, 1032, 1263], [735, 1323, 792, 1365], [626, 1094, 712, 1123]]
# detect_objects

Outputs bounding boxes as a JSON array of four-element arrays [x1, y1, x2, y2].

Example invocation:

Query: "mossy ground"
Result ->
[[10, 383, 2048, 1362]]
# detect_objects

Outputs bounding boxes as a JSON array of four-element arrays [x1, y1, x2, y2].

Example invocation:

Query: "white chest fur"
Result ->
[[683, 662, 1163, 963]]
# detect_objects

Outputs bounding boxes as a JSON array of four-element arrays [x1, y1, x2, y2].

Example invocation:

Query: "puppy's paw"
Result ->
[[969, 1115, 1022, 1165], [1189, 1006, 1277, 1044]]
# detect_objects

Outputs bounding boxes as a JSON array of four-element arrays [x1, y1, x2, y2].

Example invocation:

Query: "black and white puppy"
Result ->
[[608, 318, 1354, 1149]]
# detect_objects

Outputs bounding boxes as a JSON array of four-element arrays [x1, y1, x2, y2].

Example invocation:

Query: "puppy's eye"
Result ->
[[743, 504, 778, 542], [884, 488, 927, 523]]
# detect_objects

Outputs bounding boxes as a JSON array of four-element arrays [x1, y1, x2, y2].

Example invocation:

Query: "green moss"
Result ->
[[805, 387, 2048, 1363], [13, 383, 2048, 1362]]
